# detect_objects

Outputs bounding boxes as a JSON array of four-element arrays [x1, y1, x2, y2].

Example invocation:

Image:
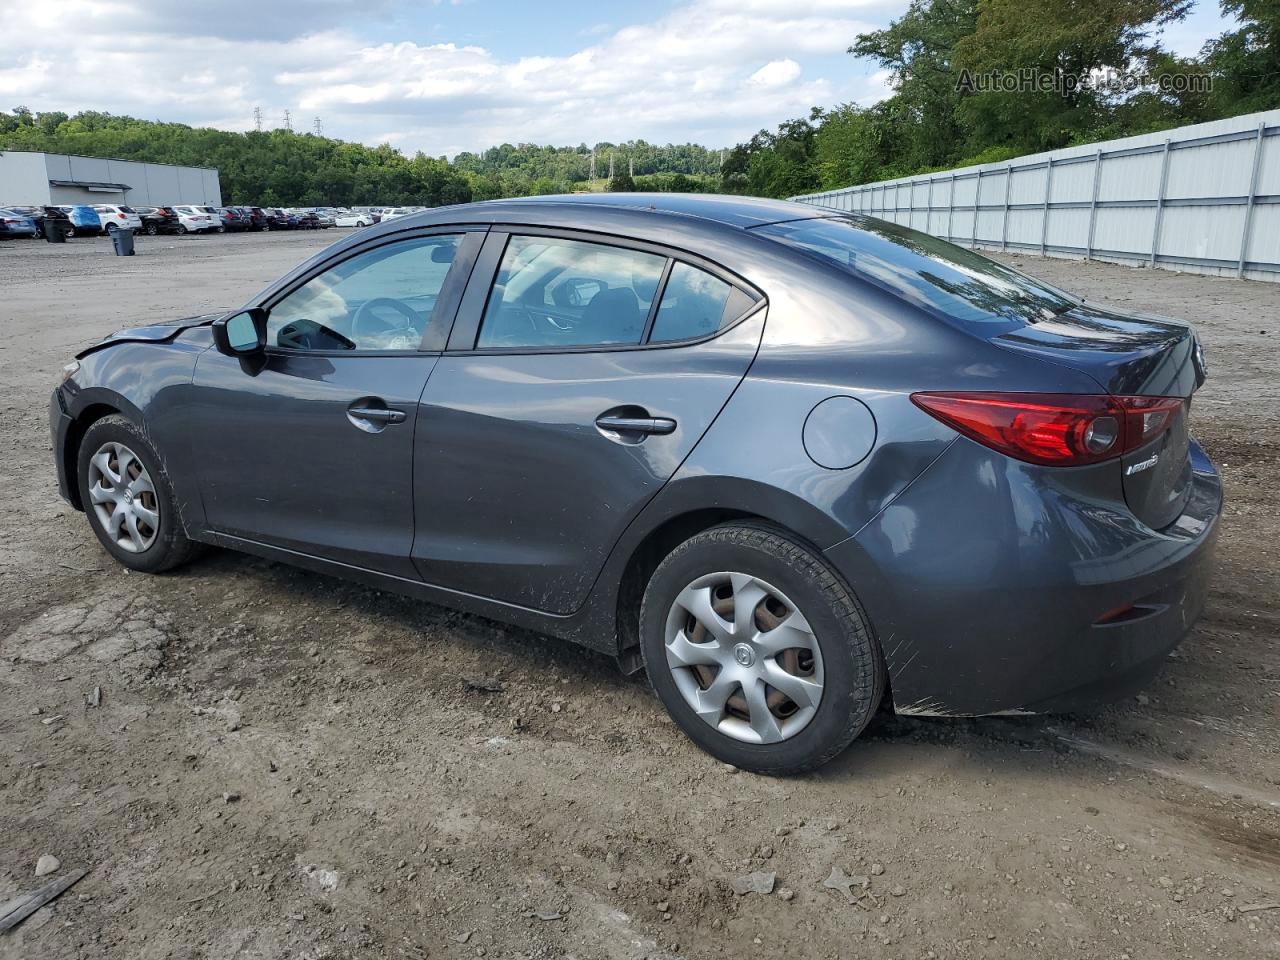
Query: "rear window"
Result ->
[[756, 215, 1077, 333], [119, 205, 136, 213], [649, 263, 737, 343]]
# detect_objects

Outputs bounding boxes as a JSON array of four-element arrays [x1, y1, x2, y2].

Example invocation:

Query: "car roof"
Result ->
[[383, 193, 828, 238]]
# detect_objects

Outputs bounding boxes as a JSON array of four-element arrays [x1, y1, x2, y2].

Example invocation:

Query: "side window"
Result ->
[[268, 234, 461, 351], [476, 235, 666, 349], [648, 262, 736, 343]]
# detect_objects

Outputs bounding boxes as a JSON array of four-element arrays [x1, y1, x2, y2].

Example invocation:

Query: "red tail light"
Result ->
[[911, 392, 1184, 466]]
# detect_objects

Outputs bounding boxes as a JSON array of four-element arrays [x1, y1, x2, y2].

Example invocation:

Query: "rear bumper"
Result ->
[[825, 437, 1222, 716]]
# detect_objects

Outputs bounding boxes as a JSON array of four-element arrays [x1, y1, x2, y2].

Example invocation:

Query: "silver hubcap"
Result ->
[[664, 572, 824, 745], [87, 441, 159, 553]]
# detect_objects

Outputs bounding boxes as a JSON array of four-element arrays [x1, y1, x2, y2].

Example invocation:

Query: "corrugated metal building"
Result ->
[[0, 151, 221, 207], [791, 110, 1280, 282]]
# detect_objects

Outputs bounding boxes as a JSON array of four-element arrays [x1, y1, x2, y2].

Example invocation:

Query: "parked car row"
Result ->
[[0, 203, 387, 240]]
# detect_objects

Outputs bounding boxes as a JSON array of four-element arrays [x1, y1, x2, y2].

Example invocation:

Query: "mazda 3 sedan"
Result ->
[[50, 194, 1221, 773]]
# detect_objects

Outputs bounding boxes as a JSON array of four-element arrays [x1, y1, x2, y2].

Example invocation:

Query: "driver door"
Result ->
[[190, 229, 482, 578]]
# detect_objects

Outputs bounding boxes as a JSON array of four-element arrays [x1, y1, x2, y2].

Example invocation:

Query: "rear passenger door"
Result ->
[[412, 229, 765, 614]]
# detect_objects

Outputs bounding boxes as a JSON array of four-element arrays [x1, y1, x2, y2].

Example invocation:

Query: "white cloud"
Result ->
[[749, 59, 802, 88], [0, 0, 897, 155]]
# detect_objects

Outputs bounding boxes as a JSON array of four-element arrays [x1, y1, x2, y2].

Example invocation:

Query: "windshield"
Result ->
[[757, 215, 1078, 333]]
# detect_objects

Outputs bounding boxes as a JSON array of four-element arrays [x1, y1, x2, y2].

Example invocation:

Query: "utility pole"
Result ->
[[629, 156, 634, 177], [253, 107, 262, 132], [282, 109, 292, 132], [608, 152, 615, 180], [313, 116, 323, 137], [589, 151, 595, 183]]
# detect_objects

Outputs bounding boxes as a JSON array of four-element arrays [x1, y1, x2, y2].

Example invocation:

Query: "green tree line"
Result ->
[[0, 109, 722, 205], [722, 0, 1279, 197]]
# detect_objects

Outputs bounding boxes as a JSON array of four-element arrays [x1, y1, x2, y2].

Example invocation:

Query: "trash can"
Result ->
[[111, 227, 136, 256], [45, 222, 67, 243]]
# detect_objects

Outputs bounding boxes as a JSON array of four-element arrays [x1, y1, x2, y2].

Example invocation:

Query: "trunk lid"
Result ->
[[991, 303, 1206, 530]]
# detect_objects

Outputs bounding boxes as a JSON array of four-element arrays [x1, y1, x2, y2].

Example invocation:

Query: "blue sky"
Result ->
[[0, 0, 1238, 157]]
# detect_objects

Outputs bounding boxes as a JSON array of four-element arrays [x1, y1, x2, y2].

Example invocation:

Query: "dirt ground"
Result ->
[[1, 230, 1277, 960]]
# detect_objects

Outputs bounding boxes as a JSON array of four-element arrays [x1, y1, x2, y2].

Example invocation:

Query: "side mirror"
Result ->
[[211, 308, 269, 374], [212, 308, 267, 357]]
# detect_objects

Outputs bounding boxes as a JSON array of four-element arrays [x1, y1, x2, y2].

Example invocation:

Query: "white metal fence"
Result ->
[[791, 110, 1280, 282]]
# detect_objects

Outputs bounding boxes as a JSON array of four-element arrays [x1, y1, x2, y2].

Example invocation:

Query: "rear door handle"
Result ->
[[594, 414, 677, 436], [350, 407, 406, 423]]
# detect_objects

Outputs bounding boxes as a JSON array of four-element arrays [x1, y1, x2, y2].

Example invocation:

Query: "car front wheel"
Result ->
[[640, 522, 884, 775], [76, 415, 200, 574]]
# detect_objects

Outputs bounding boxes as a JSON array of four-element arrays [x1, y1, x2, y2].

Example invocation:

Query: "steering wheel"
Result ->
[[351, 297, 421, 345]]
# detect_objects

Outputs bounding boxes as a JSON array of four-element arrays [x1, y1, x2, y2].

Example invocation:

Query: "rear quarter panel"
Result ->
[[652, 257, 1109, 551]]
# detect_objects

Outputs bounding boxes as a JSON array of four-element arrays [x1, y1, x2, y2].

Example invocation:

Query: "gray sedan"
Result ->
[[50, 194, 1220, 773]]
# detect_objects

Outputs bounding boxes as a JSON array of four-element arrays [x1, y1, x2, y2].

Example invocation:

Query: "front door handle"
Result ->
[[347, 398, 407, 433], [350, 407, 406, 423]]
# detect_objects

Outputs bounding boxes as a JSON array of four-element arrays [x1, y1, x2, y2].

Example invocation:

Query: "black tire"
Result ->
[[144, 223, 159, 236], [639, 522, 884, 775], [76, 414, 201, 574], [106, 223, 118, 235], [175, 225, 188, 235]]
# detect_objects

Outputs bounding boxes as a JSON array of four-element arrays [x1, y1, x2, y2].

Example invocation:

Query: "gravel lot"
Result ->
[[1, 230, 1277, 959]]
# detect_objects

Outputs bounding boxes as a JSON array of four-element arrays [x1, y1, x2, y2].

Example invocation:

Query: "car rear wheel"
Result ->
[[76, 415, 200, 574], [175, 225, 187, 235], [640, 522, 884, 775], [106, 224, 118, 235], [144, 223, 159, 236]]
